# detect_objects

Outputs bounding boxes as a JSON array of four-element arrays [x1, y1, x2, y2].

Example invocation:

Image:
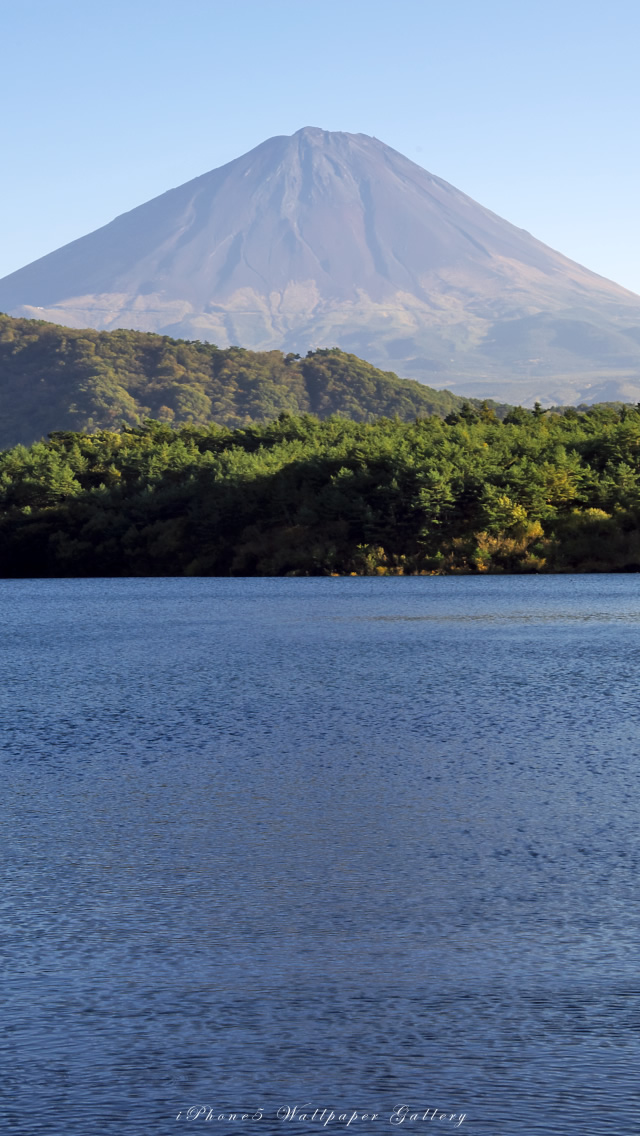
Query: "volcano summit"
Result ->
[[2, 127, 640, 405]]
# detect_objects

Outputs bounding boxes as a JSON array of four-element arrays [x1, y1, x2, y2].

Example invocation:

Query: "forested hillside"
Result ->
[[2, 404, 640, 576], [0, 314, 487, 448]]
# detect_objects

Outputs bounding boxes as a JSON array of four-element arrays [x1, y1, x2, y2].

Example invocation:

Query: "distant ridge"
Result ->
[[2, 127, 640, 405]]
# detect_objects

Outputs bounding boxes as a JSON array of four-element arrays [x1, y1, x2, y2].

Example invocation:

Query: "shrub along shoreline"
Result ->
[[1, 405, 640, 576]]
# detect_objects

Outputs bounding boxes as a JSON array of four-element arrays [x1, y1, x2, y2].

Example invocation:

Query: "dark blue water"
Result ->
[[1, 576, 639, 1135]]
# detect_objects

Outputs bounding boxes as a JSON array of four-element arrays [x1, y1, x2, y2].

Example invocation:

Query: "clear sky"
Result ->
[[2, 0, 639, 292]]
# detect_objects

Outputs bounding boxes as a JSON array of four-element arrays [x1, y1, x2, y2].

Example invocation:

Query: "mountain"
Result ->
[[0, 313, 499, 450], [2, 127, 640, 406]]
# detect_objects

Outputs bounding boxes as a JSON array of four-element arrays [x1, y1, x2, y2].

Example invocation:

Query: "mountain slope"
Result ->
[[2, 127, 640, 405], [0, 313, 493, 449]]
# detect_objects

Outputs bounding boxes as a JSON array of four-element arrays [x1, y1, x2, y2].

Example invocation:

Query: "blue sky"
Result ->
[[2, 0, 640, 292]]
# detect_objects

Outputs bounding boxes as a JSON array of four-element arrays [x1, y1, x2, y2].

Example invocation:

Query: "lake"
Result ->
[[1, 576, 639, 1135]]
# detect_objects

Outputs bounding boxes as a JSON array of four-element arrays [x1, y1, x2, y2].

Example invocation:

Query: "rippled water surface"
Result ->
[[2, 576, 639, 1135]]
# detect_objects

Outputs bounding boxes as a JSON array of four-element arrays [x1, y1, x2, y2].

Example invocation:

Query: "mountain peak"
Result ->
[[292, 125, 332, 137], [1, 129, 640, 405]]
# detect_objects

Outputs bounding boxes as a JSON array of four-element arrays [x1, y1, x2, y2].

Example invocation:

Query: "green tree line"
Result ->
[[2, 403, 640, 576]]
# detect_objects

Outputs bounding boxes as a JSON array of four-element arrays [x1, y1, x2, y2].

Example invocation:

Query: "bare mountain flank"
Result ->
[[2, 127, 640, 405]]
